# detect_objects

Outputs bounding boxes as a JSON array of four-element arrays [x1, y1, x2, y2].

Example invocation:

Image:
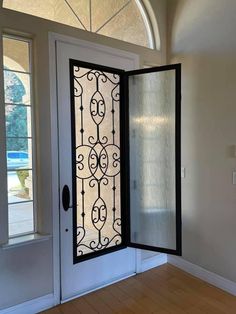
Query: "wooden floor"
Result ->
[[42, 264, 236, 314]]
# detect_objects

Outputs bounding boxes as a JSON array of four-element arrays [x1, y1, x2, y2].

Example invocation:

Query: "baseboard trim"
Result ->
[[168, 255, 236, 296], [0, 293, 56, 314], [141, 253, 167, 273]]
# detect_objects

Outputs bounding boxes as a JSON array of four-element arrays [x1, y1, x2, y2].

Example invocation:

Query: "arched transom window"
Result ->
[[3, 0, 159, 49]]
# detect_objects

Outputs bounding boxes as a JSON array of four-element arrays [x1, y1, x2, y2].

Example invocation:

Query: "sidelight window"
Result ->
[[2, 35, 36, 238]]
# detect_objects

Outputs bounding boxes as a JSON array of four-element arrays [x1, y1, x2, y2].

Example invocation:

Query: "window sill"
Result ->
[[0, 233, 52, 249]]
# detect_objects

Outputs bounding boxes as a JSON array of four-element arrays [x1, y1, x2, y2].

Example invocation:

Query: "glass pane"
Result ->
[[3, 0, 57, 21], [47, 1, 89, 30], [92, 0, 128, 31], [129, 70, 176, 250], [8, 202, 34, 237], [6, 105, 32, 138], [3, 37, 30, 73], [4, 70, 31, 105], [97, 1, 149, 48], [3, 0, 86, 30], [6, 139, 32, 170], [70, 63, 122, 260], [66, 0, 90, 30], [8, 170, 33, 204]]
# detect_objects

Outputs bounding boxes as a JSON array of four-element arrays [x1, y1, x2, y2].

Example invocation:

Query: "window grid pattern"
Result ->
[[3, 35, 35, 238], [3, 0, 155, 49]]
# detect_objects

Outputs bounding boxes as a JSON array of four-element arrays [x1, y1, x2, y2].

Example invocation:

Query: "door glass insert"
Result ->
[[70, 60, 124, 262], [128, 66, 181, 253]]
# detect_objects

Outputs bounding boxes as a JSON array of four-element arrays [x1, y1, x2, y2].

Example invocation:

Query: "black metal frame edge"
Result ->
[[69, 59, 78, 265], [129, 243, 180, 255], [69, 59, 127, 264], [125, 64, 181, 76], [120, 72, 129, 247], [175, 64, 182, 256], [122, 73, 131, 246], [126, 63, 182, 256], [69, 59, 125, 75]]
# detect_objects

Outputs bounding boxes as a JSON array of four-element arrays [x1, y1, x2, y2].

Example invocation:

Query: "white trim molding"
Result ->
[[0, 294, 56, 314], [168, 255, 236, 296]]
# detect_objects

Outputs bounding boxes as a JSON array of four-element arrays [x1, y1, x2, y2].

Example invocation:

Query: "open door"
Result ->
[[126, 64, 181, 256], [62, 57, 181, 274]]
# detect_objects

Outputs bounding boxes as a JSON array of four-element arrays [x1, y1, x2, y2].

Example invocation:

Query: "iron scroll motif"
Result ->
[[70, 61, 123, 260]]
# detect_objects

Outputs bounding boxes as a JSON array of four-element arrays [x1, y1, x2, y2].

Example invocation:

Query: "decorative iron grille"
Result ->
[[70, 60, 124, 261]]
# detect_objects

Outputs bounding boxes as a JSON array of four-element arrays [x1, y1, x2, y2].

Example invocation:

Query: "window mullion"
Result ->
[[0, 31, 9, 245]]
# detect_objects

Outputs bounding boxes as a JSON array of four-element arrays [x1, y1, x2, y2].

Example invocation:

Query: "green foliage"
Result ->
[[6, 106, 28, 151], [4, 68, 25, 103], [16, 169, 29, 190], [4, 68, 28, 151]]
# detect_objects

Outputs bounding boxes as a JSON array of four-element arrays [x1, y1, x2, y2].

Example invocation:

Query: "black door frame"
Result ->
[[69, 59, 181, 264]]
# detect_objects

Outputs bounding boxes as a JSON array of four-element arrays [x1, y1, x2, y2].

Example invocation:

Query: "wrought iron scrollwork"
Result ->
[[71, 64, 122, 258]]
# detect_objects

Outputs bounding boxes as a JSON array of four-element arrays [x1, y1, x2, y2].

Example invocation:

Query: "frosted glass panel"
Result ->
[[129, 70, 176, 250]]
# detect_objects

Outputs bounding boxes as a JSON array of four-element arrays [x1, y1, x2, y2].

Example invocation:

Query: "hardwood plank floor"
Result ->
[[41, 264, 236, 314]]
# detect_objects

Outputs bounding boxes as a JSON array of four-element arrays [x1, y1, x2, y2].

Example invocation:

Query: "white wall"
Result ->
[[0, 241, 53, 310], [168, 0, 236, 282]]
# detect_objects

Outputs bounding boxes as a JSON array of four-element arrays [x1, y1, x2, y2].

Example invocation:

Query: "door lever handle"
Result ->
[[62, 185, 72, 211]]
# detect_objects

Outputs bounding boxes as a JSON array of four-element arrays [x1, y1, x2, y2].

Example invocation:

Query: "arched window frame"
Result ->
[[1, 0, 160, 51], [136, 0, 157, 49]]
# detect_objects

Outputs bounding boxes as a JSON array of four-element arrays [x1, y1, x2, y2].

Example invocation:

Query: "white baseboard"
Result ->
[[0, 293, 56, 314], [141, 253, 167, 273], [168, 255, 236, 296]]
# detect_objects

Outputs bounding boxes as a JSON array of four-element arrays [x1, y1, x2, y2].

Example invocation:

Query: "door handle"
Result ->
[[62, 185, 72, 211]]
